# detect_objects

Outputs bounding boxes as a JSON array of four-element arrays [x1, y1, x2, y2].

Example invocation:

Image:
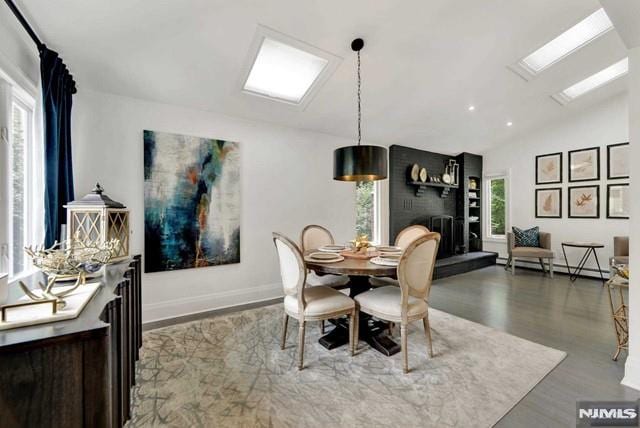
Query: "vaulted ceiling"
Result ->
[[18, 0, 629, 153]]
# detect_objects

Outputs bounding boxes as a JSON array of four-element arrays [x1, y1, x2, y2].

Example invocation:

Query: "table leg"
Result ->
[[592, 249, 606, 285], [318, 276, 400, 356]]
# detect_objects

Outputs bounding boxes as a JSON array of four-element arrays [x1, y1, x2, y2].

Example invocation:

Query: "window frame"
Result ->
[[0, 69, 39, 280], [9, 95, 36, 279], [484, 171, 510, 242]]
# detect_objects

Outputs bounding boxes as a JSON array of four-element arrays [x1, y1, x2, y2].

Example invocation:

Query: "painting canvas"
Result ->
[[535, 188, 561, 218], [607, 142, 629, 179], [568, 185, 599, 219], [607, 184, 629, 219], [144, 130, 240, 273], [535, 152, 562, 184], [569, 147, 599, 182]]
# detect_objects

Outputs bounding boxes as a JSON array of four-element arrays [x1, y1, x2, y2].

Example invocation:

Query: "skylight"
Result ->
[[559, 57, 628, 101], [519, 8, 613, 75], [243, 37, 329, 104]]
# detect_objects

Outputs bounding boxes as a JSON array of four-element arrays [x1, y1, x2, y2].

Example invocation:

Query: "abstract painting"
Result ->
[[607, 142, 629, 179], [535, 188, 562, 218], [568, 185, 599, 219], [144, 130, 240, 273], [607, 184, 629, 219], [568, 147, 600, 182], [535, 152, 562, 184]]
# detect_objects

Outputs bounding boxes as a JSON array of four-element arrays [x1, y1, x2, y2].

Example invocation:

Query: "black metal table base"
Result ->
[[561, 244, 605, 284], [318, 275, 401, 356]]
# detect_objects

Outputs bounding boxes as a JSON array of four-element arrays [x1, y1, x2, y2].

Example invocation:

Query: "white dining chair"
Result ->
[[273, 232, 357, 370], [369, 224, 430, 288], [301, 224, 350, 287], [355, 232, 440, 373]]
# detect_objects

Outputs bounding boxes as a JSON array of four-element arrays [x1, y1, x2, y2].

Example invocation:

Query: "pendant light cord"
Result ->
[[357, 50, 362, 146]]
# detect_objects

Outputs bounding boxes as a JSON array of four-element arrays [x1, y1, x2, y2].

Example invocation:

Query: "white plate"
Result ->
[[319, 245, 346, 252], [370, 257, 398, 267], [377, 246, 401, 253], [305, 254, 345, 264]]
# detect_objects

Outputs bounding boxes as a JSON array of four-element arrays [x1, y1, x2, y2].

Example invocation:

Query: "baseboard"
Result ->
[[496, 257, 609, 280], [142, 282, 283, 324], [622, 356, 640, 391]]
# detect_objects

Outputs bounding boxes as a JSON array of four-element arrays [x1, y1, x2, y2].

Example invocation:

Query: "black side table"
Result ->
[[561, 241, 605, 284]]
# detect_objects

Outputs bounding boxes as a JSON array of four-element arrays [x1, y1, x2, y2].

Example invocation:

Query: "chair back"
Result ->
[[272, 233, 306, 304], [301, 225, 334, 252], [395, 225, 430, 249], [614, 236, 629, 257], [397, 233, 440, 319]]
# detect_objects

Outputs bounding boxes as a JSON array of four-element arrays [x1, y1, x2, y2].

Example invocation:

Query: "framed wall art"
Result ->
[[607, 183, 629, 219], [568, 185, 599, 219], [607, 142, 629, 180], [144, 130, 241, 273], [535, 188, 562, 218], [568, 147, 600, 182], [535, 152, 562, 184]]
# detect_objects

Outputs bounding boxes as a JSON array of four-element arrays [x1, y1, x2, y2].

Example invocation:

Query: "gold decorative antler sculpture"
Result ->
[[19, 239, 118, 309]]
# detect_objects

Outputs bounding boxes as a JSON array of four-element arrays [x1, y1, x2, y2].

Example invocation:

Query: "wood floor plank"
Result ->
[[429, 265, 639, 427]]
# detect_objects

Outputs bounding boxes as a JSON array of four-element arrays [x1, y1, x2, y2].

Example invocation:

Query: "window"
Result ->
[[0, 75, 41, 279], [356, 181, 380, 244], [486, 176, 507, 239], [554, 57, 628, 103], [241, 26, 341, 108], [519, 8, 613, 75]]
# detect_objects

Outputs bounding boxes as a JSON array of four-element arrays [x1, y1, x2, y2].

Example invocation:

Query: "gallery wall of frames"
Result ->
[[535, 142, 629, 220]]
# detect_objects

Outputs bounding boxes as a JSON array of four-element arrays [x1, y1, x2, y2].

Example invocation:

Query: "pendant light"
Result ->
[[333, 38, 387, 181]]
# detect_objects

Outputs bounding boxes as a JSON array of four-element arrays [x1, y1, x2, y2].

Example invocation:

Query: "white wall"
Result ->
[[482, 94, 629, 276], [622, 46, 640, 390], [0, 5, 38, 91], [72, 89, 357, 323]]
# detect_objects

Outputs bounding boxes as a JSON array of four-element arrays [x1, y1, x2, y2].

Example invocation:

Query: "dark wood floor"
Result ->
[[429, 265, 639, 427]]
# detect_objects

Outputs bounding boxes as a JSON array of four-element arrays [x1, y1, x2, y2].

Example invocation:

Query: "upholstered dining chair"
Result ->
[[355, 232, 440, 373], [369, 224, 431, 288], [301, 225, 350, 288], [273, 232, 356, 370]]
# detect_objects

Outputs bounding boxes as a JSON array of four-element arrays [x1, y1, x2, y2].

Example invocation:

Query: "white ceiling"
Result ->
[[19, 0, 629, 153]]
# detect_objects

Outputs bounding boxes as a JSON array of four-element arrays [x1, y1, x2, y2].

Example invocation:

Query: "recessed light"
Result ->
[[520, 9, 613, 75], [556, 57, 628, 102], [468, 105, 476, 111], [506, 122, 513, 127]]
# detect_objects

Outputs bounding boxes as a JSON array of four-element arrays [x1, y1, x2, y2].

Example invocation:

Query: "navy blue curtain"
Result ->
[[41, 46, 76, 247]]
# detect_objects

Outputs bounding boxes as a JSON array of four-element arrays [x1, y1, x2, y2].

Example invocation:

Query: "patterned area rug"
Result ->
[[128, 305, 565, 427]]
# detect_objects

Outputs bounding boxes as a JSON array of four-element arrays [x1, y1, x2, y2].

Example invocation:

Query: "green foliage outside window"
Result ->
[[490, 178, 505, 236], [356, 181, 374, 239]]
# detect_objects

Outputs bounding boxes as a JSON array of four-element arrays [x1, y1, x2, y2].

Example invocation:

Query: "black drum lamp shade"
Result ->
[[333, 145, 387, 181], [333, 38, 388, 182]]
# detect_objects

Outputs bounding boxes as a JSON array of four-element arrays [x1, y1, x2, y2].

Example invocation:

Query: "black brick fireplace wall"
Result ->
[[388, 145, 483, 256]]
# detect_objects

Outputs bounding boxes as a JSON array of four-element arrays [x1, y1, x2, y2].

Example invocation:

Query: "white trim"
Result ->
[[622, 356, 640, 391], [238, 25, 342, 110], [142, 282, 283, 323]]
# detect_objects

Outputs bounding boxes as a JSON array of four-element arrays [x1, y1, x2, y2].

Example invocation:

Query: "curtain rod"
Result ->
[[4, 0, 44, 51]]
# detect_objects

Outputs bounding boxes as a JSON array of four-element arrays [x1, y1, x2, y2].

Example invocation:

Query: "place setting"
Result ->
[[304, 251, 345, 263]]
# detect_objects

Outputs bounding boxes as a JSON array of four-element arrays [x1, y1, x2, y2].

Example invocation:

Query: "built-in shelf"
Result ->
[[469, 220, 480, 224], [469, 205, 480, 209], [468, 196, 480, 200], [408, 181, 458, 198]]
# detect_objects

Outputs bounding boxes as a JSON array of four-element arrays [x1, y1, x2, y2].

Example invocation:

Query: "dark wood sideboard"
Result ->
[[0, 255, 142, 428]]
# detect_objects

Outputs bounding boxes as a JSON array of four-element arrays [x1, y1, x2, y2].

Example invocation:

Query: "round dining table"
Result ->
[[304, 250, 400, 356]]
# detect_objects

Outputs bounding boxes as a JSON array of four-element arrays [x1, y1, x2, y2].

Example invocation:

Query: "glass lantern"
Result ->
[[64, 183, 130, 262]]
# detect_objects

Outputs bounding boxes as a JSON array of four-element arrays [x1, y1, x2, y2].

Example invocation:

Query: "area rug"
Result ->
[[127, 305, 566, 427]]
